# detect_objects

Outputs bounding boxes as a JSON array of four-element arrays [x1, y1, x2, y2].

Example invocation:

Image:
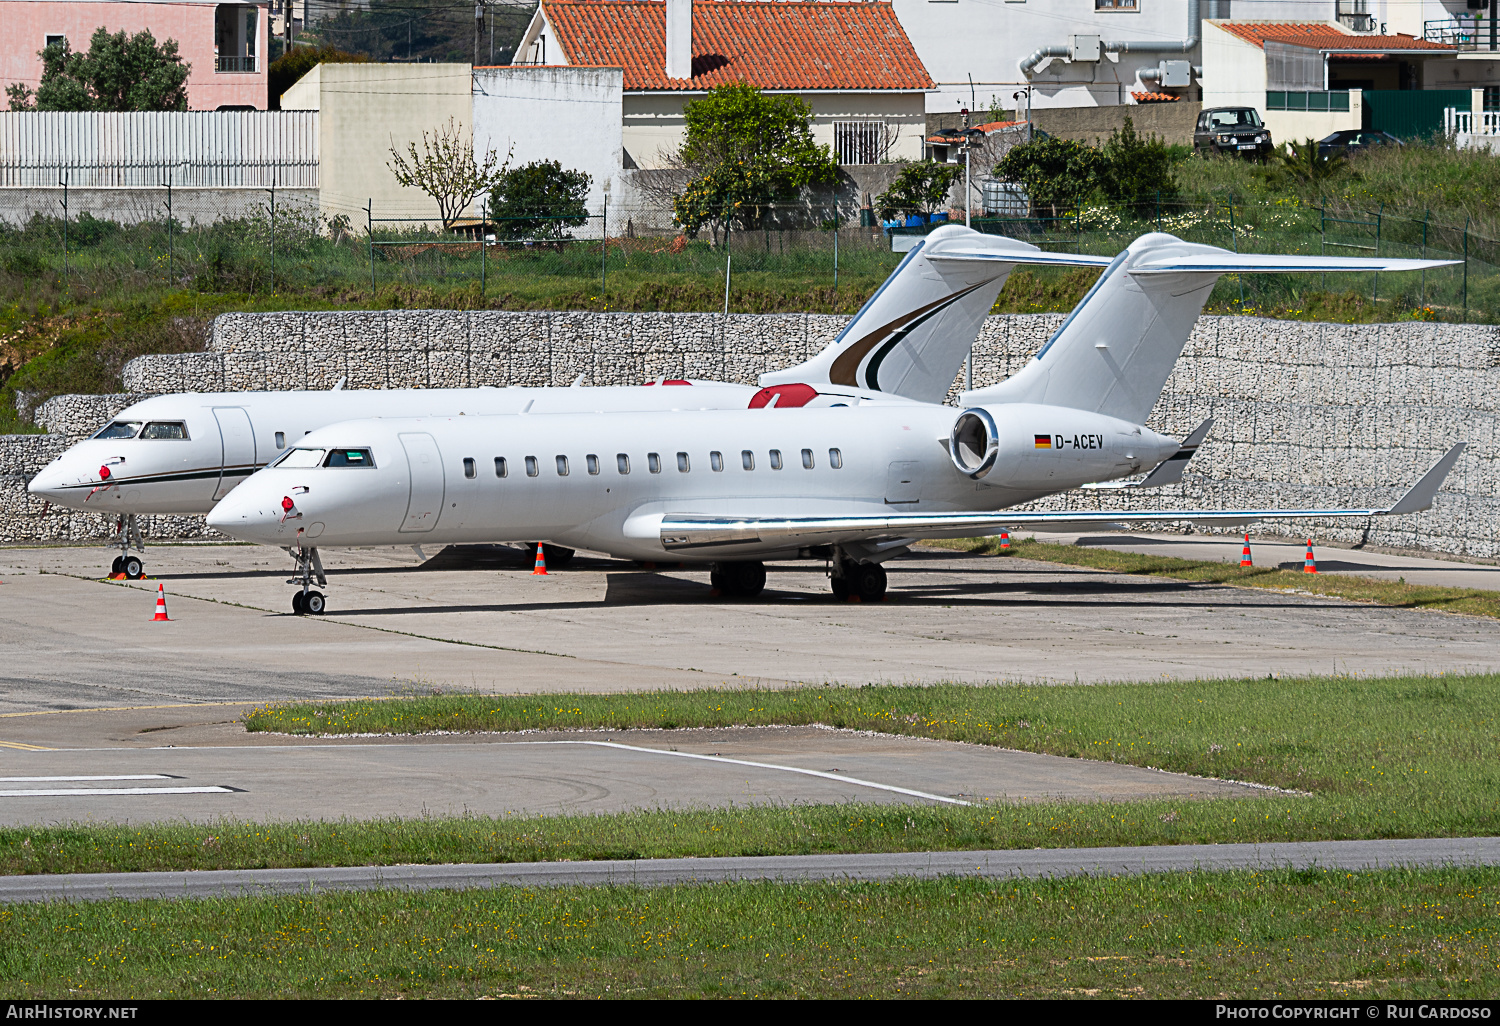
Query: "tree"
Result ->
[[672, 83, 839, 239], [875, 160, 962, 221], [1263, 138, 1351, 199], [267, 44, 368, 111], [993, 135, 1104, 219], [386, 118, 510, 230], [488, 160, 591, 240], [1100, 117, 1178, 213], [6, 27, 190, 112]]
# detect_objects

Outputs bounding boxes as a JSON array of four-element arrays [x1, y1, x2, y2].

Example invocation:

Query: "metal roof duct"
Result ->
[[1019, 0, 1200, 86]]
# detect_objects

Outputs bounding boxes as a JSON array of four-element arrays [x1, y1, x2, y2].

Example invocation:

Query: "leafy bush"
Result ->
[[1100, 117, 1179, 213], [993, 136, 1104, 218], [488, 160, 591, 240], [875, 161, 962, 221]]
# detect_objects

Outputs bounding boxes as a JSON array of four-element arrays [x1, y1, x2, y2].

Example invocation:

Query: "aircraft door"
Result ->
[[885, 461, 921, 505], [212, 407, 256, 500], [398, 432, 446, 533]]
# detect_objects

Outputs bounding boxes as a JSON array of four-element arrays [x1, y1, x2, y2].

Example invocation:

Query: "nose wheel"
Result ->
[[710, 560, 766, 599], [830, 558, 887, 602], [107, 516, 146, 579], [287, 546, 328, 615]]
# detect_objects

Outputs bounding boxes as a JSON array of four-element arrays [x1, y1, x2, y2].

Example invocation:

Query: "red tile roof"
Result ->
[[1217, 21, 1454, 52], [1131, 91, 1181, 103], [540, 1, 934, 91]]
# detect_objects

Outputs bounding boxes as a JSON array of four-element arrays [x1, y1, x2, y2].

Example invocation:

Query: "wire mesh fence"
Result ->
[[0, 188, 1495, 320]]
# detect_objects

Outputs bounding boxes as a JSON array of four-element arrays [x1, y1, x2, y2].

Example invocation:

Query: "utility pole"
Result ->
[[961, 106, 972, 228], [474, 3, 483, 66]]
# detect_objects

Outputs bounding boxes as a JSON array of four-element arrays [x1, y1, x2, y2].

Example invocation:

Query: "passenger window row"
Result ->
[[473, 448, 844, 479]]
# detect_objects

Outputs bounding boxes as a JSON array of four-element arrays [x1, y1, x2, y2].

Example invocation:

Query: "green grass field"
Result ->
[[4, 868, 1497, 998]]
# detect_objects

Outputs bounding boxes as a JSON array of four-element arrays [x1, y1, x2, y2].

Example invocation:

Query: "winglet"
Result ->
[[1383, 443, 1466, 516]]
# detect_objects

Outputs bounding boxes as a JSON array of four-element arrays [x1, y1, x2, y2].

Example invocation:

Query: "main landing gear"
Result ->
[[108, 515, 146, 580], [829, 557, 887, 602], [286, 546, 328, 615], [710, 560, 767, 599]]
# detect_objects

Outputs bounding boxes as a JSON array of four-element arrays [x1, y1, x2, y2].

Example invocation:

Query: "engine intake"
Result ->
[[950, 408, 999, 479]]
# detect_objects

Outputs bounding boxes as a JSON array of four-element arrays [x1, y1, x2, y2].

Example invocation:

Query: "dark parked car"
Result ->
[[1317, 130, 1402, 157], [1194, 107, 1273, 159]]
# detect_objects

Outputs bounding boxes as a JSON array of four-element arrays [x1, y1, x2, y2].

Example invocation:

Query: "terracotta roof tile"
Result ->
[[1131, 91, 1180, 102], [541, 1, 934, 91], [1217, 21, 1453, 51]]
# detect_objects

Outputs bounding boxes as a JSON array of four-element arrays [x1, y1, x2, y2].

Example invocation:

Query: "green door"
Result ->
[[1363, 90, 1471, 139]]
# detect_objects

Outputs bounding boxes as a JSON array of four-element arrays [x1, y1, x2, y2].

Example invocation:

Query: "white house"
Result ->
[[512, 0, 932, 170]]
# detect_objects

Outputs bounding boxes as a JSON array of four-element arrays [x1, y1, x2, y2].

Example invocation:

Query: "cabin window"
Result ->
[[586, 454, 600, 475], [325, 448, 375, 468], [829, 448, 843, 469], [94, 421, 142, 440], [648, 452, 661, 474], [495, 456, 508, 478], [677, 452, 690, 473], [710, 451, 723, 472], [741, 450, 755, 471], [525, 456, 539, 477], [616, 453, 630, 474], [274, 431, 286, 449], [769, 449, 783, 470], [801, 448, 815, 469], [140, 421, 190, 440], [556, 455, 569, 476], [463, 457, 476, 479]]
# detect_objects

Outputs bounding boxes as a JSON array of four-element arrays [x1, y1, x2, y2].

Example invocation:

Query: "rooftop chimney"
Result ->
[[666, 0, 691, 80]]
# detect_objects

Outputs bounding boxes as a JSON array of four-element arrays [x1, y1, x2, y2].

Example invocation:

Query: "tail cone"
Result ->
[[152, 582, 171, 621], [1303, 539, 1318, 574], [532, 544, 548, 576]]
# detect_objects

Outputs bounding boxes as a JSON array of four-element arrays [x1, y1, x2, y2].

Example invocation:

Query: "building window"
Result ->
[[835, 122, 886, 166], [1095, 0, 1138, 8], [44, 34, 65, 49]]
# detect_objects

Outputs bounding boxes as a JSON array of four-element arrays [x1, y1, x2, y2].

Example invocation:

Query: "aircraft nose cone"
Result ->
[[207, 487, 286, 544], [27, 463, 75, 504]]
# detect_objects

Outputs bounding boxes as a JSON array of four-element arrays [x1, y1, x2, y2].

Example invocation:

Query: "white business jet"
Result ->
[[28, 226, 1112, 578], [206, 232, 1462, 614]]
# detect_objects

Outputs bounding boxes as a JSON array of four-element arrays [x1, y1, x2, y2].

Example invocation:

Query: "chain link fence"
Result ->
[[1, 185, 1495, 320]]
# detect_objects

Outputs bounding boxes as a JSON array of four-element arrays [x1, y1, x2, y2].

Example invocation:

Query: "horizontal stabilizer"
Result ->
[[655, 444, 1463, 552], [1082, 417, 1213, 490], [1130, 254, 1459, 276]]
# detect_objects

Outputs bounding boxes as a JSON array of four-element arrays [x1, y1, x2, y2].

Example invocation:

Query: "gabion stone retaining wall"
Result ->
[[5, 310, 1499, 558]]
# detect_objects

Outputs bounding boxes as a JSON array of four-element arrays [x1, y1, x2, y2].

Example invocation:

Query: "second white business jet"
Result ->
[[206, 232, 1462, 613], [28, 225, 1111, 578]]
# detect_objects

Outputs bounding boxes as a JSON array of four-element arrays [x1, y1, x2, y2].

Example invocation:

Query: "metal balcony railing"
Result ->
[[1425, 18, 1500, 51], [215, 55, 258, 73]]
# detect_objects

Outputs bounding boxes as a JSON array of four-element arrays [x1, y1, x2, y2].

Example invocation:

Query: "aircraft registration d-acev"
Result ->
[[27, 226, 1112, 579], [205, 231, 1465, 614]]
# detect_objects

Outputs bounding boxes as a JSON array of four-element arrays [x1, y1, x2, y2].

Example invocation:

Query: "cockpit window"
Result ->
[[140, 421, 189, 440], [95, 421, 142, 440], [324, 448, 375, 468], [273, 447, 327, 468]]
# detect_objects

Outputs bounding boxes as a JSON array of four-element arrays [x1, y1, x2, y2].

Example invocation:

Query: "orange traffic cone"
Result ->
[[1303, 539, 1318, 574], [531, 544, 548, 576], [999, 531, 1011, 551], [1240, 534, 1253, 567], [151, 582, 171, 621]]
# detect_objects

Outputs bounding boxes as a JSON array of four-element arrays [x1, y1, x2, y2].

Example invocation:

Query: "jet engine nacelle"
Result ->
[[949, 403, 1180, 490]]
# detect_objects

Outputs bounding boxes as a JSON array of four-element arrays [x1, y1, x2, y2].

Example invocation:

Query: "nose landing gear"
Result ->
[[108, 516, 147, 580], [286, 546, 327, 615], [710, 560, 767, 599]]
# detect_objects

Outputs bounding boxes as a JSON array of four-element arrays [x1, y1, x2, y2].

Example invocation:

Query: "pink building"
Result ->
[[1, 1, 269, 111]]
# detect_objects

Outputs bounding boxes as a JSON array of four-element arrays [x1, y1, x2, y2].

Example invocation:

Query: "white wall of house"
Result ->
[[1263, 91, 1363, 144], [472, 66, 624, 216], [1200, 19, 1268, 110], [621, 91, 925, 170]]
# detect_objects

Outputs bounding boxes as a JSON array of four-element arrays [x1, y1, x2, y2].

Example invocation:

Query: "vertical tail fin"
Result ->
[[758, 225, 1112, 405], [962, 233, 1457, 424]]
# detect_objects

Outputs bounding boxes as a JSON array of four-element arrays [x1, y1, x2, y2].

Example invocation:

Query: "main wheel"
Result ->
[[304, 591, 326, 615], [291, 591, 305, 615], [830, 573, 851, 600], [543, 546, 575, 569], [709, 568, 728, 594], [722, 561, 766, 599], [851, 562, 888, 602], [110, 556, 123, 575], [122, 555, 144, 580]]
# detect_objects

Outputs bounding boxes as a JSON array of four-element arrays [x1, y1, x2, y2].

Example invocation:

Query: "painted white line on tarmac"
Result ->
[[0, 786, 238, 798], [0, 775, 174, 782], [517, 740, 974, 807]]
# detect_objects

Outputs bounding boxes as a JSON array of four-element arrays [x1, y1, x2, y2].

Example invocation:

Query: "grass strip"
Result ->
[[4, 867, 1496, 998], [925, 536, 1500, 619]]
